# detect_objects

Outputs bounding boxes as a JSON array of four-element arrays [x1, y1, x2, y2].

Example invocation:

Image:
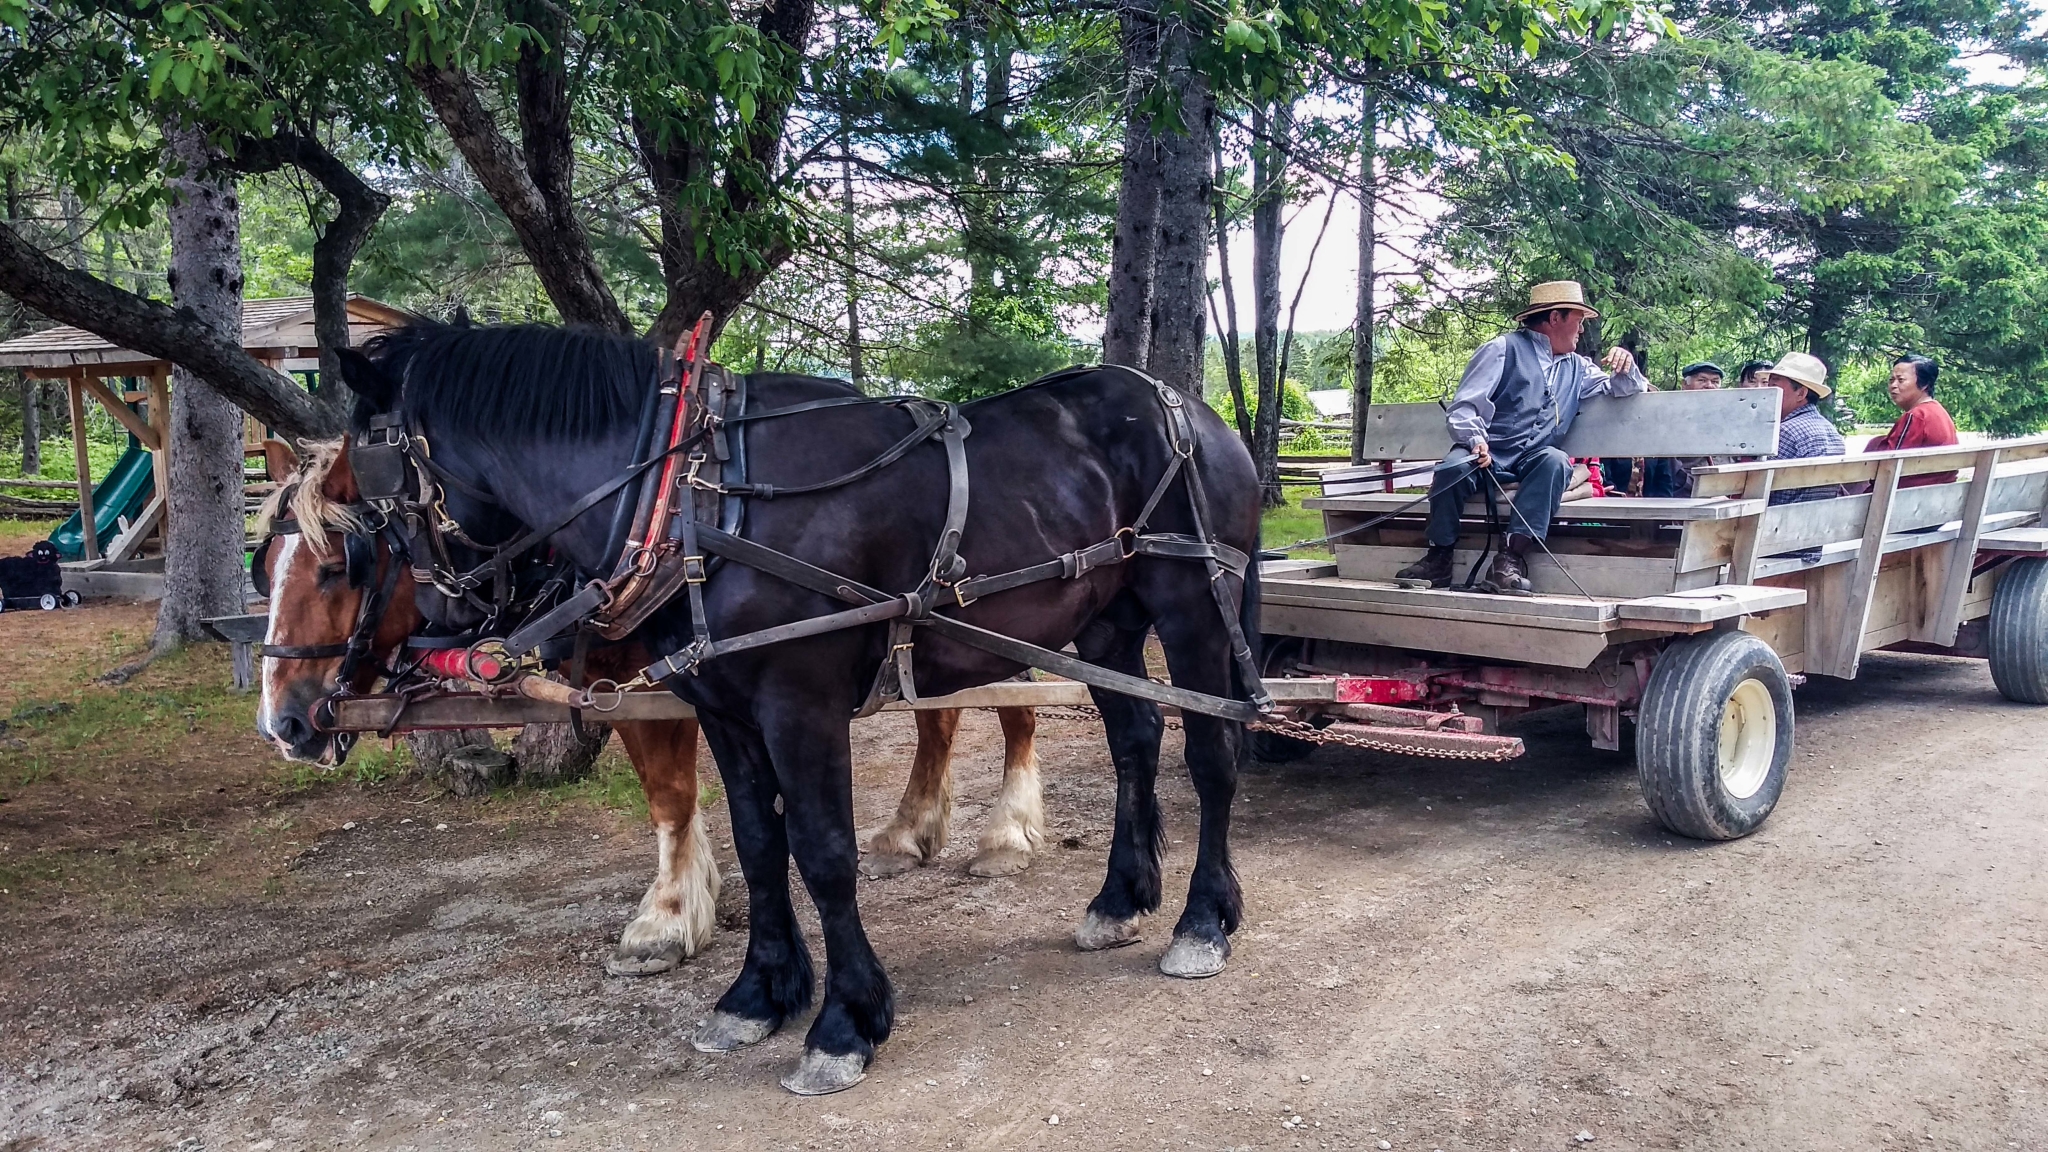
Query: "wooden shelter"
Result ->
[[0, 295, 411, 563]]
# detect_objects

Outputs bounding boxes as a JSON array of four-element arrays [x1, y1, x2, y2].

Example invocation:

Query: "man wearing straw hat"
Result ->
[[1758, 351, 1846, 505], [1394, 280, 1646, 594]]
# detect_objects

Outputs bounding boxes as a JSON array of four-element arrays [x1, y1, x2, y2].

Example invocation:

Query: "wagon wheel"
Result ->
[[1989, 557, 2048, 704], [62, 590, 81, 608], [1635, 630, 1793, 841], [38, 592, 58, 611], [1247, 637, 1325, 763]]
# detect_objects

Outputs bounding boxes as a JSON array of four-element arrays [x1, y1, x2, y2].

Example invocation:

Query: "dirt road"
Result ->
[[3, 607, 2045, 1150]]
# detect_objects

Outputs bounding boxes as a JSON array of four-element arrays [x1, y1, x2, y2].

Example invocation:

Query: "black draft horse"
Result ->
[[339, 323, 1264, 1094]]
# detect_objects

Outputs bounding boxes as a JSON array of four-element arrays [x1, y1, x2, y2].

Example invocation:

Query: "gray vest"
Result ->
[[1487, 330, 1581, 473]]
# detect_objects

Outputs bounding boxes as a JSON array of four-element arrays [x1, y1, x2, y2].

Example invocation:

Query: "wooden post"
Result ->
[[147, 368, 170, 497], [66, 378, 99, 561], [1727, 470, 1777, 583], [1919, 447, 2001, 646], [1820, 455, 1903, 679]]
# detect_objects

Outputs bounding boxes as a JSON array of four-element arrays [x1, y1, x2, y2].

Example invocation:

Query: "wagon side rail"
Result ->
[[1686, 433, 2048, 675]]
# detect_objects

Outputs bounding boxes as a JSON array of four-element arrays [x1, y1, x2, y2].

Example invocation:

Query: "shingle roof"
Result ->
[[0, 294, 413, 367]]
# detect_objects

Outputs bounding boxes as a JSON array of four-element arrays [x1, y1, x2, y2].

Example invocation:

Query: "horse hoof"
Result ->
[[779, 1050, 868, 1096], [858, 851, 922, 879], [1074, 911, 1142, 951], [690, 1010, 778, 1053], [605, 940, 684, 977], [966, 846, 1031, 877], [1159, 934, 1230, 979]]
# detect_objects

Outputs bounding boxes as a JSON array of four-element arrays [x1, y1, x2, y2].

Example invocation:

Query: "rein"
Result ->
[[346, 324, 1274, 724]]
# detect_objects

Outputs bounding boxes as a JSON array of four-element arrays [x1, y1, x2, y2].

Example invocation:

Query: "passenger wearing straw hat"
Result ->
[[1760, 351, 1846, 505], [1395, 280, 1647, 594]]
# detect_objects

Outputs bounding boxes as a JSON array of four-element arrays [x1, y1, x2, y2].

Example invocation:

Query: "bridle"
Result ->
[[252, 485, 412, 752]]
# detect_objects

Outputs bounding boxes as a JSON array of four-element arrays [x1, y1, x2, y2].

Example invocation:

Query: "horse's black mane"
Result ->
[[365, 321, 657, 441]]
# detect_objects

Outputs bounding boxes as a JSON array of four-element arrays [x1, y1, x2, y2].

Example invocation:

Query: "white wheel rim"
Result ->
[[1717, 677, 1776, 800]]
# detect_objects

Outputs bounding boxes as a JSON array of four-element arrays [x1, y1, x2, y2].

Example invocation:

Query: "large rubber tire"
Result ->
[[1989, 557, 2048, 704], [1636, 630, 1794, 841]]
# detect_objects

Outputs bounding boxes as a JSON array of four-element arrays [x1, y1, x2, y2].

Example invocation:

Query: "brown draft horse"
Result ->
[[252, 440, 1045, 975]]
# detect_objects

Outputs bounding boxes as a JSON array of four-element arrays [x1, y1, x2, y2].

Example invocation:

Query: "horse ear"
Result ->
[[338, 348, 399, 413]]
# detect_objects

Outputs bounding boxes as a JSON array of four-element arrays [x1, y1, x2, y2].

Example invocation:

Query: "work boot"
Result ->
[[1482, 547, 1534, 596], [1393, 545, 1456, 589]]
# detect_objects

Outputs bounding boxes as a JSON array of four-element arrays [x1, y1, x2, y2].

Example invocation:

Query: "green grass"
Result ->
[[1260, 483, 1335, 560]]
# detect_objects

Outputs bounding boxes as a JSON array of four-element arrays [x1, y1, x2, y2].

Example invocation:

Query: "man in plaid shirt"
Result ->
[[1761, 351, 1845, 505]]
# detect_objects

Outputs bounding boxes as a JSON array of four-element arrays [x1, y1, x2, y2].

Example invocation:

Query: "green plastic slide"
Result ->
[[48, 442, 156, 560]]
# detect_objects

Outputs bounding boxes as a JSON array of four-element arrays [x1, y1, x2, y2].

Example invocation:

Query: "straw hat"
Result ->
[[1513, 280, 1600, 323], [1766, 351, 1831, 399]]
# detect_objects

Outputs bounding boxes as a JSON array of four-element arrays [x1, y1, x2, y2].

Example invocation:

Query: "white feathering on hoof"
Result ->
[[608, 812, 721, 976], [969, 754, 1044, 877]]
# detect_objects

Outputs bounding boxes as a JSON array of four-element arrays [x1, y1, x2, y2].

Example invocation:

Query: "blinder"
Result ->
[[352, 412, 412, 505], [250, 533, 279, 599]]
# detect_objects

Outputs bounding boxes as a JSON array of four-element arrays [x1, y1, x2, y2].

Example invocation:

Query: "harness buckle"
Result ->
[[682, 555, 708, 583]]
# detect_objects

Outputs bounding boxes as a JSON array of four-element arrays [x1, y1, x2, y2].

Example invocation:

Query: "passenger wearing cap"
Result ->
[[1395, 280, 1647, 594], [1762, 351, 1846, 505], [1651, 360, 1726, 497]]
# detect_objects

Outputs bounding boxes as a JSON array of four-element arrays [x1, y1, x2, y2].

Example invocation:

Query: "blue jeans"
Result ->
[[1425, 445, 1571, 547]]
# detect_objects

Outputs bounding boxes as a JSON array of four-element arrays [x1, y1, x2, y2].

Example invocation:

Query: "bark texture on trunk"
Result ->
[[1211, 131, 1251, 449], [1351, 92, 1378, 466], [156, 125, 253, 650], [512, 722, 609, 787], [409, 729, 509, 797], [19, 378, 38, 474], [1103, 2, 1163, 369], [410, 59, 630, 334], [1249, 102, 1289, 506], [1143, 18, 1214, 397], [641, 0, 817, 346]]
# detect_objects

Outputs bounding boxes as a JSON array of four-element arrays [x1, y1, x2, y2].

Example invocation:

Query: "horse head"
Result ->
[[253, 439, 422, 765]]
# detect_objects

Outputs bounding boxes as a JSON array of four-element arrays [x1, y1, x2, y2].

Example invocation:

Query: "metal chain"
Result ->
[[1012, 705, 1511, 762]]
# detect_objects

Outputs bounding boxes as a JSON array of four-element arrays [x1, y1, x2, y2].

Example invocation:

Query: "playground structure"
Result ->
[[0, 296, 410, 597]]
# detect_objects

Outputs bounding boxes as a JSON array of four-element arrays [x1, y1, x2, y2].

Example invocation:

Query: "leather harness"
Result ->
[[279, 314, 1273, 726]]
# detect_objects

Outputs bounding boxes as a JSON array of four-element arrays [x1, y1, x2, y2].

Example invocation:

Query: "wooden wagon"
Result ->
[[1255, 388, 2048, 840]]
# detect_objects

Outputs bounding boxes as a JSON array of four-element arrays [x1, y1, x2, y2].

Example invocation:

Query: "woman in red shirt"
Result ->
[[1868, 354, 1959, 486]]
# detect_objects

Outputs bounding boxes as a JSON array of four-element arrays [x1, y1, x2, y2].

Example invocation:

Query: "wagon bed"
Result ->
[[1253, 389, 2048, 840]]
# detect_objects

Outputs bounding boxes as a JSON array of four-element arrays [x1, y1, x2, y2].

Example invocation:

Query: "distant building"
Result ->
[[1307, 390, 1351, 420]]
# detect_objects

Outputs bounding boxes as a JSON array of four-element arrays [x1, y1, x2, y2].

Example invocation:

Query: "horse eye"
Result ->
[[317, 563, 347, 585]]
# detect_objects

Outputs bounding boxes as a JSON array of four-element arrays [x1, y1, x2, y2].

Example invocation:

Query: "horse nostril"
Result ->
[[274, 713, 312, 747]]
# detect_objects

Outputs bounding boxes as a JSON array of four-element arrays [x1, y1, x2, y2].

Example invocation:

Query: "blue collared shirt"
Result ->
[[1767, 402, 1846, 505], [1446, 328, 1648, 450]]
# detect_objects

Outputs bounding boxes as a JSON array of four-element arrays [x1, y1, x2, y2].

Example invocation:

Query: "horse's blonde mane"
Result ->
[[254, 439, 368, 558]]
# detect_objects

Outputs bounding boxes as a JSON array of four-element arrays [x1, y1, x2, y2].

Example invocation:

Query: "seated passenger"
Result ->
[[1735, 359, 1774, 388], [1393, 280, 1647, 594], [1867, 354, 1959, 487], [1762, 352, 1845, 505]]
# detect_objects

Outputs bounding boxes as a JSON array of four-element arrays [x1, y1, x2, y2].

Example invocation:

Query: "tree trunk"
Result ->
[[409, 729, 509, 797], [1143, 18, 1214, 397], [1351, 91, 1377, 466], [1103, 1, 1163, 368], [227, 132, 393, 428], [155, 125, 252, 650], [19, 378, 38, 475], [1211, 129, 1251, 449], [1249, 102, 1289, 507], [837, 14, 864, 387], [512, 721, 609, 787]]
